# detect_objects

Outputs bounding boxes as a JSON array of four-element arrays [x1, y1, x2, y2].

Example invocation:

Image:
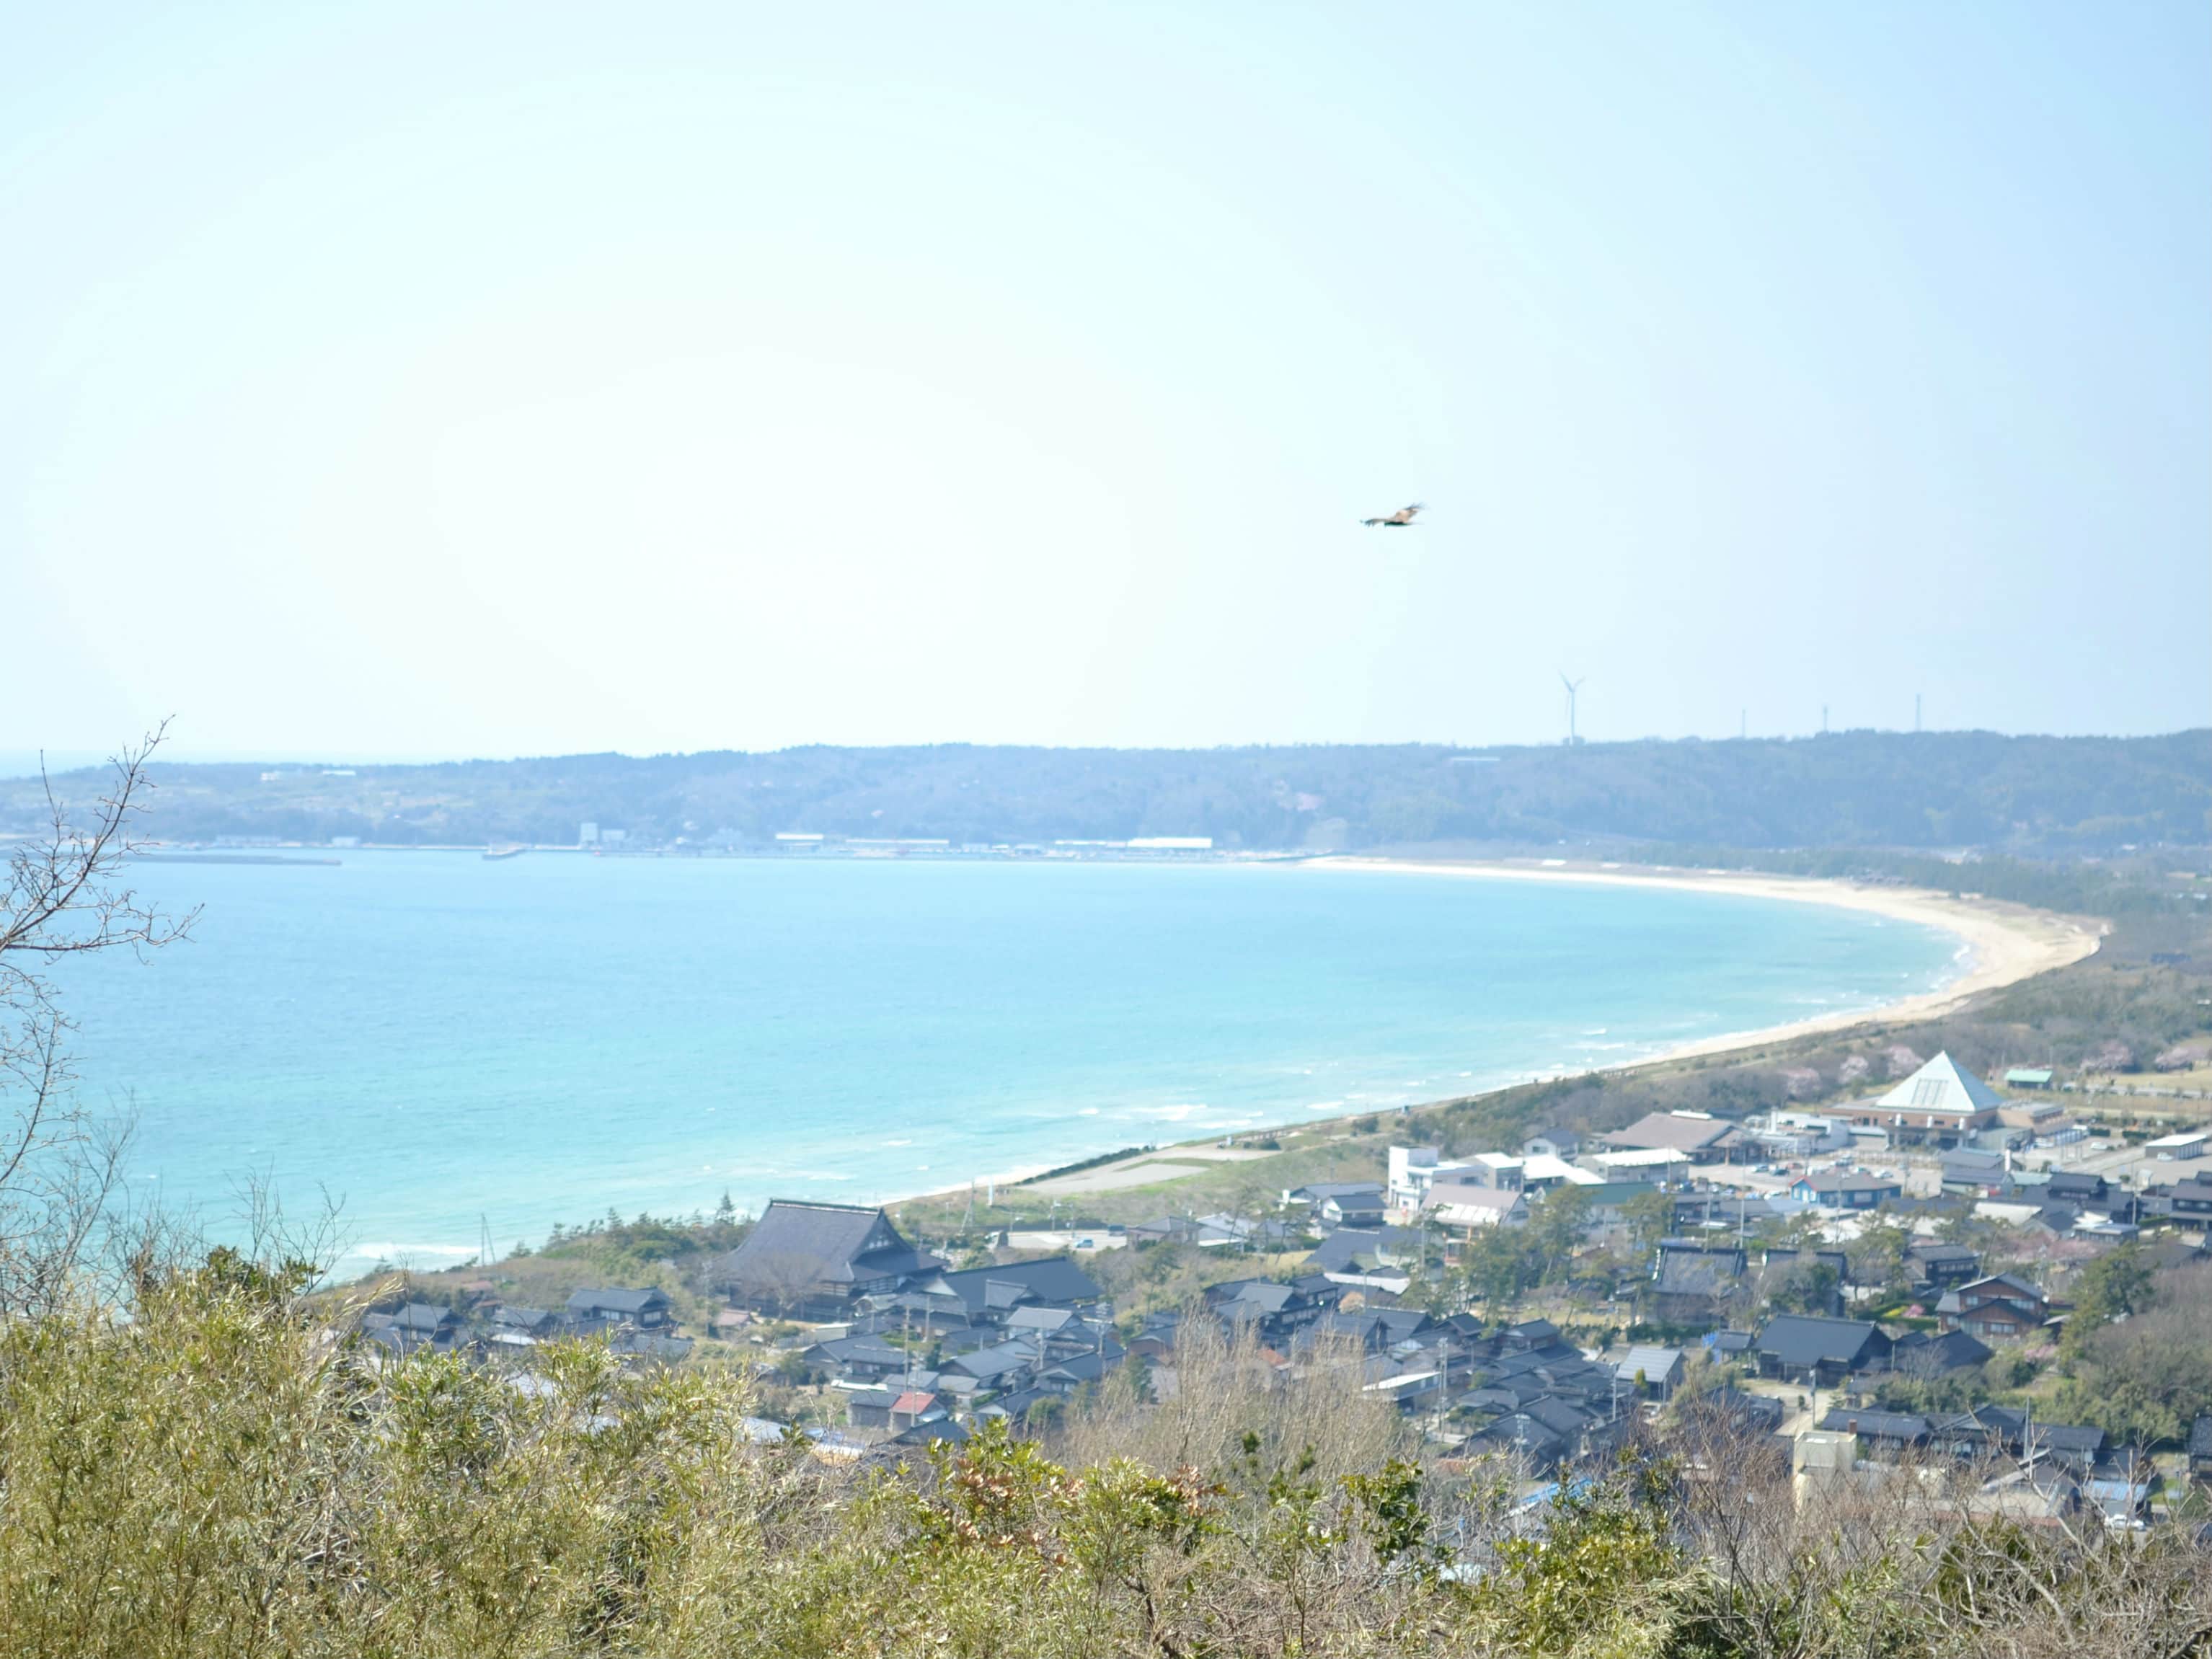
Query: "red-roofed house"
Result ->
[[890, 1390, 944, 1430]]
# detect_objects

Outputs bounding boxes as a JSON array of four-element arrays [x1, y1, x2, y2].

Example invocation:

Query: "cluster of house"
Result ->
[[709, 1094, 2212, 1517], [1791, 1406, 2170, 1528], [360, 1285, 694, 1364], [715, 1177, 2137, 1487], [1273, 1169, 2172, 1499], [1344, 1053, 2198, 1259], [715, 1199, 1135, 1451], [934, 1057, 2192, 1280], [717, 1194, 1707, 1466], [1175, 1276, 1681, 1468], [1644, 1232, 2066, 1345]]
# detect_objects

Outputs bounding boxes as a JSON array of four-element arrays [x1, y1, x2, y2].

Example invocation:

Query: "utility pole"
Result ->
[[1821, 704, 1828, 735], [1914, 693, 1921, 733], [1435, 1330, 1451, 1436]]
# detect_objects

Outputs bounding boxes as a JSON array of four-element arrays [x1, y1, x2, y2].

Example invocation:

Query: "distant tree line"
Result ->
[[6, 728, 2205, 854]]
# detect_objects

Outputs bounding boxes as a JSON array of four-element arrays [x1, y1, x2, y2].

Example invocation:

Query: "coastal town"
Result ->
[[363, 1047, 2212, 1530], [5, 0, 2205, 1644]]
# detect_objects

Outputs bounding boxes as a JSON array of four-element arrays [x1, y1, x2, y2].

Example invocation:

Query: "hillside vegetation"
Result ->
[[4, 1259, 2208, 1659], [8, 729, 2206, 854]]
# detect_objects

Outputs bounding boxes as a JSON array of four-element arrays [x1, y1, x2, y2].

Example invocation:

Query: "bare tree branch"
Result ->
[[0, 724, 198, 1312]]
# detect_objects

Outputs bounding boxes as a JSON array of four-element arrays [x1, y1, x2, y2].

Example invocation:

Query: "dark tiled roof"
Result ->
[[1655, 1254, 1743, 1298], [1794, 1171, 1901, 1196], [1820, 1407, 1928, 1441], [1523, 1396, 1595, 1435], [1891, 1330, 1992, 1373], [1306, 1226, 1423, 1273], [717, 1200, 921, 1293], [1960, 1273, 2045, 1301], [890, 1417, 969, 1446], [1699, 1387, 1784, 1429], [1208, 1278, 1298, 1313], [1038, 1345, 1125, 1386], [567, 1286, 670, 1317], [2044, 1172, 2106, 1198], [1294, 1182, 1385, 1202], [1939, 1156, 2009, 1187], [1469, 1414, 1567, 1460], [1756, 1315, 1889, 1369], [805, 1335, 908, 1368], [1304, 1310, 1385, 1346], [2187, 1416, 2212, 1457], [929, 1257, 1102, 1314], [941, 1341, 1037, 1381], [1906, 1243, 1978, 1265], [1490, 1343, 1585, 1378], [1003, 1305, 1076, 1332]]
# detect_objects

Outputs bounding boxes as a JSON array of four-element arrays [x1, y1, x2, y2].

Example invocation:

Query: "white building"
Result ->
[[1465, 1152, 1526, 1189], [1387, 1146, 1438, 1210], [1387, 1146, 1472, 1214], [1751, 1112, 1852, 1158], [1521, 1154, 1603, 1190]]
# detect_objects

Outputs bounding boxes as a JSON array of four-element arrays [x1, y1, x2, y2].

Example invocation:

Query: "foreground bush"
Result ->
[[1, 1260, 2208, 1658]]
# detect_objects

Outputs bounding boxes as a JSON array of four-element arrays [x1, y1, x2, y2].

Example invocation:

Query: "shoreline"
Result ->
[[1304, 855, 2102, 1067], [312, 854, 2107, 1271], [906, 857, 2105, 1208]]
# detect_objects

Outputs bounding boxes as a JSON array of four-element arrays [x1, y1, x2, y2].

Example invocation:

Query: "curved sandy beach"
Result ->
[[927, 856, 2108, 1202], [1306, 855, 2104, 1066]]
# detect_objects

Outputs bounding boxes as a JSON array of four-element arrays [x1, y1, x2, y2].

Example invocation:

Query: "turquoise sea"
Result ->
[[54, 853, 1961, 1278]]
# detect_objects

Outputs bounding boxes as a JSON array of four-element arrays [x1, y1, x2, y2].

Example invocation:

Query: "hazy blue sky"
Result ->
[[6, 2, 2206, 762]]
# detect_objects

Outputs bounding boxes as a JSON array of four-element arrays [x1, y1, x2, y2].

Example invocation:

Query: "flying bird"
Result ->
[[1361, 503, 1423, 528]]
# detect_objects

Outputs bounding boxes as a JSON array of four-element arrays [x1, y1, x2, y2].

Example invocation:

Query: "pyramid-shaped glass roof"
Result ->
[[1872, 1051, 2004, 1115]]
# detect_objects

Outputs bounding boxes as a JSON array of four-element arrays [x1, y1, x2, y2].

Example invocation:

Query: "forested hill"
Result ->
[[9, 729, 2208, 855]]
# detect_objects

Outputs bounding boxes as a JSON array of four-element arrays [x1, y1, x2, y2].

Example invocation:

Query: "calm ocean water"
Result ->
[[53, 854, 1959, 1277]]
